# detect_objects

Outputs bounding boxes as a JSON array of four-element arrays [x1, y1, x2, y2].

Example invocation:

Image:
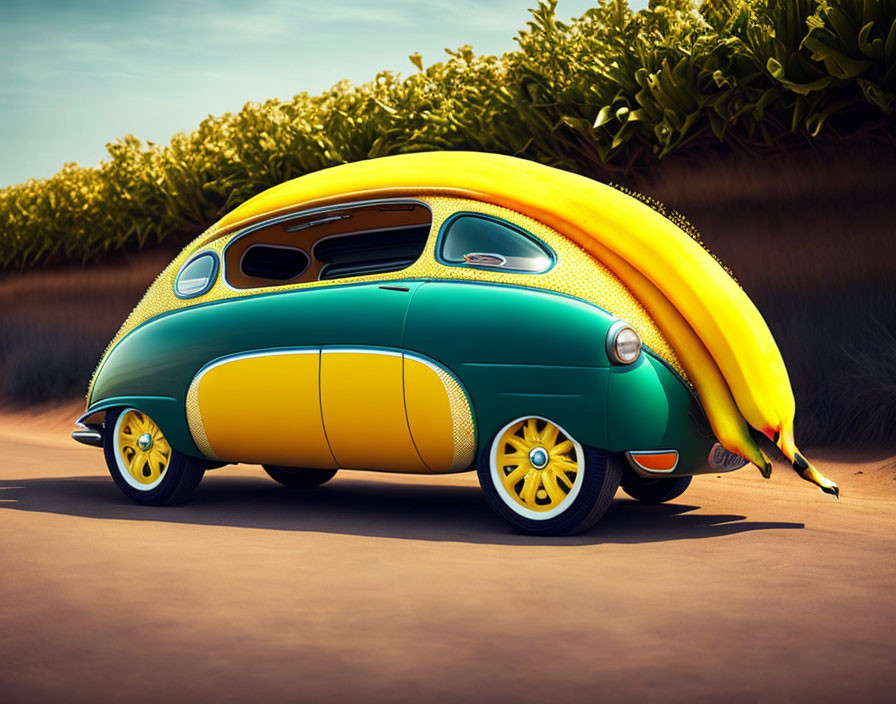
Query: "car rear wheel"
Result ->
[[621, 474, 691, 504], [263, 465, 338, 488], [478, 416, 622, 535], [104, 407, 205, 505]]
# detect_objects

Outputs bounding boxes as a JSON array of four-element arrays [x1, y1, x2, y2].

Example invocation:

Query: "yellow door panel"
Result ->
[[189, 350, 337, 468], [403, 357, 456, 472], [321, 350, 427, 472], [404, 355, 476, 473]]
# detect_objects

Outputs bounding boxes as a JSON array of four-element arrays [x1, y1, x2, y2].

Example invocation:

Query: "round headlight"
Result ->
[[606, 321, 641, 364]]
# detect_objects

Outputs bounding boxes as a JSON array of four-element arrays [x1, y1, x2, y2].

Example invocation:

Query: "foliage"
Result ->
[[1, 0, 894, 270]]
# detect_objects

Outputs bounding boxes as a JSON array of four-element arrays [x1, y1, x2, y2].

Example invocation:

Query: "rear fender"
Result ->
[[607, 353, 715, 475]]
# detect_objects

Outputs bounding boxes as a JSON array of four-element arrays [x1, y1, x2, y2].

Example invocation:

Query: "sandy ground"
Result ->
[[1, 405, 895, 703]]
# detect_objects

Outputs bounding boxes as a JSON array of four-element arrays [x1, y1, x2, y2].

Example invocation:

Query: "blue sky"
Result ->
[[0, 1, 649, 187]]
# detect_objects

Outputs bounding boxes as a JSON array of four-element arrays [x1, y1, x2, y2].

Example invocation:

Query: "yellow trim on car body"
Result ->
[[183, 346, 476, 474], [88, 196, 684, 404]]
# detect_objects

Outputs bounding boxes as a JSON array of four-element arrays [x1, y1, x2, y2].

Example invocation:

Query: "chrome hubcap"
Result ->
[[528, 446, 549, 469], [137, 433, 153, 452]]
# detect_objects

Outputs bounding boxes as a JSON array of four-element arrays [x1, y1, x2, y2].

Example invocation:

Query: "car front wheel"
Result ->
[[103, 407, 205, 505], [478, 416, 622, 535]]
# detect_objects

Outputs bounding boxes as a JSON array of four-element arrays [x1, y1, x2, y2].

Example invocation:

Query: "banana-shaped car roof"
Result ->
[[173, 152, 837, 496]]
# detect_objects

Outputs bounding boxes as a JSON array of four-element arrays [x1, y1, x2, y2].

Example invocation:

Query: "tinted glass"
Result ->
[[175, 253, 218, 297], [241, 245, 310, 281], [314, 224, 429, 281], [440, 215, 552, 273]]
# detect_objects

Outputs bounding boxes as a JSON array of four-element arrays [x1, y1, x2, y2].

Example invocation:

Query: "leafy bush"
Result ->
[[0, 0, 894, 270]]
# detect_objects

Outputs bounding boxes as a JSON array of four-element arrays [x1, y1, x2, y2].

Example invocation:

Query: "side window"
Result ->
[[439, 214, 553, 273], [313, 225, 430, 281], [175, 252, 218, 298], [241, 245, 309, 281], [223, 202, 432, 289]]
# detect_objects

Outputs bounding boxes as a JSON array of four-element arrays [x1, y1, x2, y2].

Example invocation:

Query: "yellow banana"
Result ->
[[589, 240, 772, 478], [207, 152, 836, 496]]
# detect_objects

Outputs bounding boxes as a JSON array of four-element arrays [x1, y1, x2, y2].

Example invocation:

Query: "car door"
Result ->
[[316, 282, 428, 473], [189, 200, 435, 469], [188, 281, 424, 469]]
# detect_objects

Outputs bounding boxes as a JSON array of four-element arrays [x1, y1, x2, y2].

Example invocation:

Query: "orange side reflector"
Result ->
[[627, 450, 679, 473]]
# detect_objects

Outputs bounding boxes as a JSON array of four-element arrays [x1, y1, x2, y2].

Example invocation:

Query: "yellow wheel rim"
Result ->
[[492, 417, 582, 515], [116, 410, 172, 487]]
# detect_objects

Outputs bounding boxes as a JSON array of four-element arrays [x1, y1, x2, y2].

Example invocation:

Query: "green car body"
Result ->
[[76, 192, 745, 533], [87, 277, 715, 473]]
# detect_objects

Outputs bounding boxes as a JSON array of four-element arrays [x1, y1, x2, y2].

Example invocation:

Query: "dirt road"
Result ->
[[1, 415, 895, 703]]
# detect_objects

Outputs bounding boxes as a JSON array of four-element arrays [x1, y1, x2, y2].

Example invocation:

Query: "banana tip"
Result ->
[[793, 452, 839, 500]]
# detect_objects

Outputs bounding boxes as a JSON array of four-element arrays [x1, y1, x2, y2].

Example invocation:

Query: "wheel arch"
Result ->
[[606, 352, 716, 475], [84, 396, 205, 459]]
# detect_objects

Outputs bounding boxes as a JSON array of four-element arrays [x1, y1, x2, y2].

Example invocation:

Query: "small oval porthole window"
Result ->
[[175, 252, 218, 298]]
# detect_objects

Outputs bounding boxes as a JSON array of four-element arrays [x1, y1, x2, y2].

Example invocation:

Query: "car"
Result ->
[[73, 152, 751, 535]]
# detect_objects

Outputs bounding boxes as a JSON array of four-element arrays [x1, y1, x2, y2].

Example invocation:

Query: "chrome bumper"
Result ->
[[72, 409, 105, 448], [72, 427, 103, 448], [708, 443, 748, 471]]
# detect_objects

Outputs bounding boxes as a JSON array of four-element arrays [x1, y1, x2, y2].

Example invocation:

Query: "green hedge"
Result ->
[[1, 0, 893, 270]]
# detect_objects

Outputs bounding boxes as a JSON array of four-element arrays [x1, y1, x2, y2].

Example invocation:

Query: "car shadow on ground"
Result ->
[[0, 472, 804, 545]]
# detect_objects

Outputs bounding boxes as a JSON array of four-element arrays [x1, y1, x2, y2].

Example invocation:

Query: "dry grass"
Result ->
[[0, 142, 893, 448], [0, 251, 172, 405]]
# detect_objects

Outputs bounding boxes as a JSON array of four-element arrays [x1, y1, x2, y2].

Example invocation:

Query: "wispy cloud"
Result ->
[[0, 0, 622, 186]]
